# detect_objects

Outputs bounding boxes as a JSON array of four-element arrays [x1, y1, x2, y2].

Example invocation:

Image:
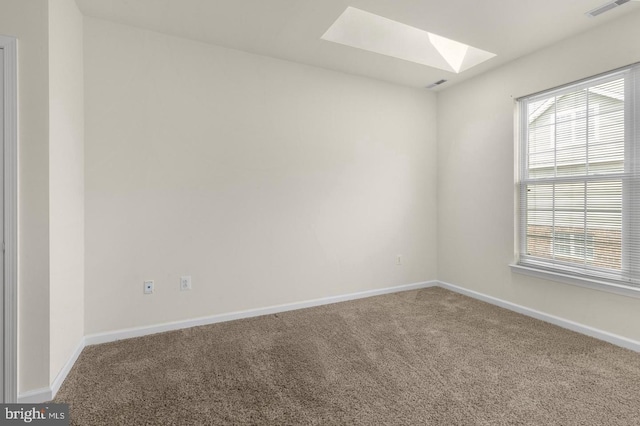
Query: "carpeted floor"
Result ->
[[55, 287, 640, 425]]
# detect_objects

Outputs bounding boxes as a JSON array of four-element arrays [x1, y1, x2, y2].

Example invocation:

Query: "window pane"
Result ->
[[526, 184, 553, 259], [528, 152, 555, 178], [588, 78, 624, 116], [554, 231, 592, 263], [527, 184, 553, 210], [588, 109, 624, 175], [528, 98, 555, 127], [556, 115, 587, 177], [556, 89, 587, 122], [555, 182, 584, 210], [556, 118, 586, 150]]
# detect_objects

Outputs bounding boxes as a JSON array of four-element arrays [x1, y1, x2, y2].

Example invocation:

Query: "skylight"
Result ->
[[321, 7, 496, 73]]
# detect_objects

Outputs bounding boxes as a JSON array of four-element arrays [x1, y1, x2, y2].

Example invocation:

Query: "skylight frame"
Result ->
[[321, 7, 496, 74]]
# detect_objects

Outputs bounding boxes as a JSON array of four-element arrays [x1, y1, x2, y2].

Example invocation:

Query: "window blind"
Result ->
[[517, 64, 640, 288]]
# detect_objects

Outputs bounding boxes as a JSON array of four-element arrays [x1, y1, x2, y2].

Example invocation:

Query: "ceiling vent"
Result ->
[[586, 0, 631, 17], [426, 79, 447, 89]]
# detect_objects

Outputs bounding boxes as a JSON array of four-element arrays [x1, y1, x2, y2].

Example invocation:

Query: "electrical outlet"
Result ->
[[397, 255, 402, 266], [144, 280, 154, 294], [180, 275, 192, 291]]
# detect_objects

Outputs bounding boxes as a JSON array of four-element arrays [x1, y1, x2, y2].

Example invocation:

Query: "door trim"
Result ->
[[1, 34, 18, 404]]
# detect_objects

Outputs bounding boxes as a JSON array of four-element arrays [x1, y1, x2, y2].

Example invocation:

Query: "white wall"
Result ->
[[437, 10, 640, 341], [48, 0, 84, 383], [0, 0, 50, 394], [83, 18, 438, 334]]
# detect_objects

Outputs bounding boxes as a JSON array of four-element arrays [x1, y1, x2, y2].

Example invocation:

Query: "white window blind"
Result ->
[[517, 64, 640, 289]]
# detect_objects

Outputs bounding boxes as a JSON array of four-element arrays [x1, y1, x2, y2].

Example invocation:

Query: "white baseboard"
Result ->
[[85, 281, 438, 346], [18, 338, 86, 403], [19, 278, 639, 404], [17, 387, 52, 404], [19, 281, 436, 403], [438, 280, 640, 353], [51, 339, 86, 397]]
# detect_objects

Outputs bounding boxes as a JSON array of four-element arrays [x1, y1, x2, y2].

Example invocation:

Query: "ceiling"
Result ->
[[74, 0, 640, 90]]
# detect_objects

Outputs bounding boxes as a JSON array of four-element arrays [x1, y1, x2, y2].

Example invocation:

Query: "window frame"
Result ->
[[513, 64, 640, 298]]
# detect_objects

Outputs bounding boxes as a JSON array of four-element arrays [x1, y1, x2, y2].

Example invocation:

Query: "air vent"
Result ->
[[586, 0, 631, 17], [426, 79, 448, 89]]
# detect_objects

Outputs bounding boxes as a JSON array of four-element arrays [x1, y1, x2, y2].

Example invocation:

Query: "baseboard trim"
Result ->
[[17, 387, 52, 404], [438, 280, 640, 353], [20, 278, 639, 404], [84, 281, 438, 346], [19, 280, 435, 403], [18, 338, 86, 404], [51, 339, 86, 397]]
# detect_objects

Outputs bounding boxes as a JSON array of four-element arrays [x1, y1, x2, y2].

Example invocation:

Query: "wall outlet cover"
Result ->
[[180, 275, 192, 291]]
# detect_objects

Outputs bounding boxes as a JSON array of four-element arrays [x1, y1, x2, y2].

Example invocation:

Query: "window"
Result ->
[[554, 232, 594, 260], [516, 64, 640, 289]]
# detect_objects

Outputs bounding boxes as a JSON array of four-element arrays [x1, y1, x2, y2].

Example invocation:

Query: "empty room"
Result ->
[[1, 0, 640, 424]]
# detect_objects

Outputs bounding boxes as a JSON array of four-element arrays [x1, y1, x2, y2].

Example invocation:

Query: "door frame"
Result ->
[[0, 34, 18, 404]]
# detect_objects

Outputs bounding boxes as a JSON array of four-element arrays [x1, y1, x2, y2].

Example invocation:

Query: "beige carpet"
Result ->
[[55, 287, 640, 425]]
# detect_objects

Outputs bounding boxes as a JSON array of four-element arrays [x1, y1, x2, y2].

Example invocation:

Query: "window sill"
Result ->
[[509, 263, 640, 299]]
